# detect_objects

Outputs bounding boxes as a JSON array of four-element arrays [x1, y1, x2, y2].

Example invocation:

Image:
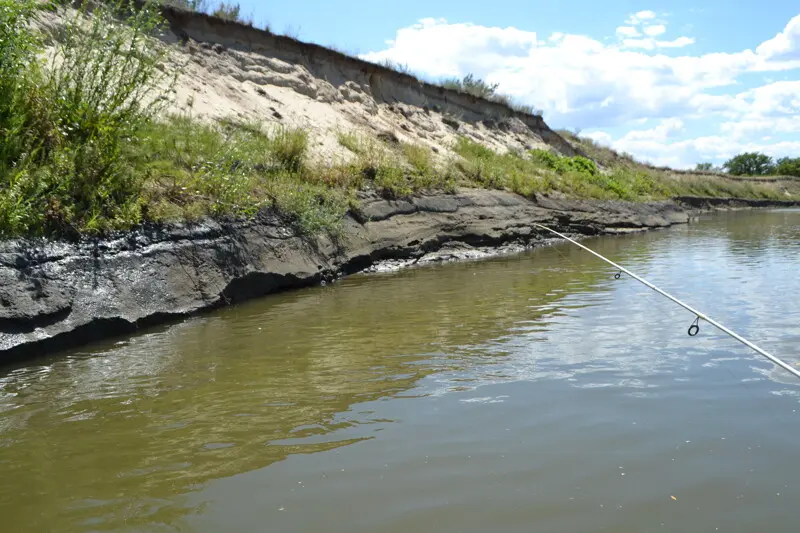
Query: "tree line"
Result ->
[[696, 153, 800, 177]]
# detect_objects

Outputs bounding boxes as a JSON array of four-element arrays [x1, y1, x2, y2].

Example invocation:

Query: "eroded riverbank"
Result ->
[[1, 190, 798, 362]]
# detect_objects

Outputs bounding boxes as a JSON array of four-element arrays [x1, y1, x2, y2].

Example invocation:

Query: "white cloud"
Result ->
[[721, 117, 800, 139], [659, 36, 696, 48], [756, 14, 800, 61], [623, 117, 685, 141], [622, 36, 695, 50], [626, 10, 658, 25], [585, 131, 613, 146], [359, 17, 740, 126], [717, 80, 800, 138], [643, 25, 667, 37], [616, 26, 641, 38], [361, 13, 800, 166], [360, 17, 539, 79], [742, 80, 800, 115], [592, 118, 800, 169]]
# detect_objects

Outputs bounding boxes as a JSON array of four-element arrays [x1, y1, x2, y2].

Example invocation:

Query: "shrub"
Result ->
[[531, 149, 599, 177]]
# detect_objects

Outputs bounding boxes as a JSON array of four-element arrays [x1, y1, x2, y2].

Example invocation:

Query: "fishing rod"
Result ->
[[533, 223, 800, 381]]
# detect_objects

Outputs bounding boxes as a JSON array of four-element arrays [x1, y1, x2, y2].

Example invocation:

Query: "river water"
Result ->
[[1, 209, 799, 532]]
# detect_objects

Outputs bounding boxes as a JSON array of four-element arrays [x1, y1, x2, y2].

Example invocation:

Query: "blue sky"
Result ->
[[237, 1, 800, 169]]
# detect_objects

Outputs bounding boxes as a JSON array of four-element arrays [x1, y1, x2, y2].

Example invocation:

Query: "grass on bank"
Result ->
[[556, 130, 800, 199]]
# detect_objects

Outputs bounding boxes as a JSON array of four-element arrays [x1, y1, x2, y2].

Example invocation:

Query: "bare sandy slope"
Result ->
[[167, 45, 563, 166], [36, 5, 575, 168]]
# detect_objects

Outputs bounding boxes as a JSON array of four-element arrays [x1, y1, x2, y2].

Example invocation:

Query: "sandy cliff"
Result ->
[[34, 3, 577, 167]]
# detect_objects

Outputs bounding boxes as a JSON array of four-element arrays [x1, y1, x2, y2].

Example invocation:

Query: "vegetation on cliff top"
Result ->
[[718, 153, 800, 177], [0, 0, 797, 240]]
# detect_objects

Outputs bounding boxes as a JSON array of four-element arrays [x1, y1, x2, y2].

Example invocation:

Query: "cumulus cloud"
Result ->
[[592, 76, 800, 167], [621, 36, 695, 49], [721, 117, 800, 139], [600, 125, 800, 169], [717, 80, 800, 138], [626, 10, 658, 25], [622, 117, 685, 141], [361, 16, 749, 125], [360, 11, 800, 165], [361, 17, 538, 79], [616, 26, 640, 38], [756, 14, 800, 61], [643, 24, 667, 37]]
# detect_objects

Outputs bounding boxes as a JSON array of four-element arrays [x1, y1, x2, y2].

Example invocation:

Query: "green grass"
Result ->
[[556, 129, 800, 200], [132, 116, 353, 234], [335, 131, 456, 198], [451, 138, 792, 202], [0, 0, 173, 237]]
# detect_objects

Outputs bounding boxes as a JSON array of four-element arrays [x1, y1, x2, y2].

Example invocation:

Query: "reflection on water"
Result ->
[[1, 209, 799, 532]]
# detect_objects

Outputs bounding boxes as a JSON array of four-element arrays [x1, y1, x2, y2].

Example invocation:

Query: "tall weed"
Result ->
[[0, 0, 175, 236]]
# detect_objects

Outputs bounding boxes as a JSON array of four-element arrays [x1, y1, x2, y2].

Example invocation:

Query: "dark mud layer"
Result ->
[[0, 189, 724, 363], [674, 196, 800, 210]]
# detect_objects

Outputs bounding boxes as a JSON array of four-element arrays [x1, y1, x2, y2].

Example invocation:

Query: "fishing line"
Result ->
[[533, 223, 800, 381]]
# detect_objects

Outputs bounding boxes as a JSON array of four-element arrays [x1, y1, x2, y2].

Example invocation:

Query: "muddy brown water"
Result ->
[[2, 209, 800, 533]]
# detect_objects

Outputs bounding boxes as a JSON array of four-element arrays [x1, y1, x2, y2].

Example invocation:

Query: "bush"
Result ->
[[531, 149, 598, 176], [438, 73, 543, 116]]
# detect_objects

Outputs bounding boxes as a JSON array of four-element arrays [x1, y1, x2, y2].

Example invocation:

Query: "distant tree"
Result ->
[[722, 152, 775, 176], [775, 157, 800, 177], [695, 162, 713, 171]]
